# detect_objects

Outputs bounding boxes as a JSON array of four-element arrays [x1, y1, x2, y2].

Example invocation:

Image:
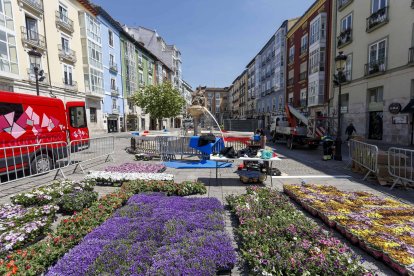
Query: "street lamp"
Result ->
[[28, 48, 45, 96], [333, 51, 347, 161]]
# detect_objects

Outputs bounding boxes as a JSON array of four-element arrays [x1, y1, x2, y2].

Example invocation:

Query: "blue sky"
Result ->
[[93, 0, 314, 89]]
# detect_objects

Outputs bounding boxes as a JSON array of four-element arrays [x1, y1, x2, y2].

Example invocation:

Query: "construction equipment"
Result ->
[[270, 105, 336, 150]]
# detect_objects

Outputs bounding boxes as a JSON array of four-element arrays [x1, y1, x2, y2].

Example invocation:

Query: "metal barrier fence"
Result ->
[[69, 136, 115, 174], [349, 139, 379, 180], [388, 147, 414, 189], [133, 136, 249, 160], [0, 141, 69, 184]]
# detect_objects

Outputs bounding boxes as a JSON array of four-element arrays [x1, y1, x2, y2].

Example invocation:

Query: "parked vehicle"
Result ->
[[270, 105, 336, 150], [0, 91, 89, 175]]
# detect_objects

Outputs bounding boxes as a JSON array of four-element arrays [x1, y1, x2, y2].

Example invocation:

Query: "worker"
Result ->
[[322, 135, 334, 161], [345, 122, 357, 141]]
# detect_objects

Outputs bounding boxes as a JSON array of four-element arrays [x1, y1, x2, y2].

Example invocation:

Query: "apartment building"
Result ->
[[286, 0, 333, 118], [126, 27, 180, 89], [230, 76, 241, 118], [94, 6, 124, 133], [239, 70, 248, 119], [333, 0, 414, 145], [197, 86, 229, 124], [181, 80, 193, 115], [246, 58, 256, 119]]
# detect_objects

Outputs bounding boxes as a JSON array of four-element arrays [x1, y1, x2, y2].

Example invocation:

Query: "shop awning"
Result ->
[[401, 99, 414, 113]]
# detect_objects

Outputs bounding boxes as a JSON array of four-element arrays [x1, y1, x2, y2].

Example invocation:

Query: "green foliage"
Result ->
[[57, 191, 99, 214], [121, 180, 207, 196], [132, 82, 186, 120]]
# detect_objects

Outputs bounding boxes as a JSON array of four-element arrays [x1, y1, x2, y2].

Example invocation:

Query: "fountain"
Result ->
[[187, 88, 225, 142]]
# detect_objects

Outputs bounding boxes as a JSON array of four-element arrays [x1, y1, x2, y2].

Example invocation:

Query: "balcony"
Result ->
[[21, 27, 46, 51], [366, 7, 389, 33], [86, 87, 104, 97], [109, 62, 118, 73], [409, 47, 414, 65], [111, 87, 120, 96], [112, 106, 120, 115], [55, 11, 74, 33], [288, 55, 294, 65], [18, 0, 43, 15], [337, 0, 353, 11], [287, 78, 294, 87], [337, 28, 352, 48], [63, 79, 78, 91], [58, 45, 76, 63], [138, 61, 143, 68], [364, 59, 386, 77]]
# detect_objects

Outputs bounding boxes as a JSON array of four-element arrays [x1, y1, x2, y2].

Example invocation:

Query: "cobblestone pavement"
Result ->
[[1, 134, 409, 275]]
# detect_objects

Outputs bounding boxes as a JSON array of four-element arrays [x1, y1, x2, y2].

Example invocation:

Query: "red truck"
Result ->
[[0, 91, 89, 176]]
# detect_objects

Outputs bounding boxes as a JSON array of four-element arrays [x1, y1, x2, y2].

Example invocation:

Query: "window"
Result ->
[[0, 0, 14, 31], [344, 54, 352, 81], [88, 41, 102, 68], [108, 30, 114, 47], [300, 34, 308, 54], [138, 52, 143, 65], [0, 30, 17, 74], [90, 68, 103, 92], [112, 98, 117, 109], [341, 14, 352, 32], [89, 107, 97, 123], [340, 94, 349, 113], [110, 78, 116, 90], [148, 76, 152, 84], [86, 14, 101, 43], [25, 16, 38, 41], [70, 106, 87, 128], [139, 72, 143, 84], [109, 54, 114, 66], [289, 46, 295, 63], [368, 39, 387, 72], [369, 87, 383, 103], [59, 5, 68, 23], [372, 0, 387, 13], [63, 64, 73, 85], [61, 36, 69, 52], [310, 14, 327, 45], [309, 48, 325, 74]]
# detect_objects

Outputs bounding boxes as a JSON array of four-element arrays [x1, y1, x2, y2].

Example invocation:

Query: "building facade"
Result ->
[[239, 70, 248, 119], [95, 6, 124, 133], [230, 76, 241, 118], [286, 0, 333, 118], [332, 0, 414, 145], [246, 58, 256, 119]]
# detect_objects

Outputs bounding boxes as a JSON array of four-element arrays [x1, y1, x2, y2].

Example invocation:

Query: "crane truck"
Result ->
[[270, 104, 335, 150]]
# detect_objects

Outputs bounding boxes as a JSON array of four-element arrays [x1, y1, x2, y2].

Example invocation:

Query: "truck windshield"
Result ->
[[70, 106, 87, 128]]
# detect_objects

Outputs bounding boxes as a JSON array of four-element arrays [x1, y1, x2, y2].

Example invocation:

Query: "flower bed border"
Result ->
[[283, 185, 414, 276]]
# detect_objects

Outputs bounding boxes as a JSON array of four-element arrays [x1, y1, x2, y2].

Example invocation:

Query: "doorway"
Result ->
[[368, 111, 383, 140], [107, 119, 118, 133]]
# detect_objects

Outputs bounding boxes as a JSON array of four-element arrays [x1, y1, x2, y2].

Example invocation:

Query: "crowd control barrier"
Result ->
[[0, 141, 69, 184], [69, 136, 115, 174], [388, 147, 414, 189], [349, 139, 379, 180]]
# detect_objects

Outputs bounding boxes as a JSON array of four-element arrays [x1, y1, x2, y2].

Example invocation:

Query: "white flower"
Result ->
[[85, 171, 174, 182]]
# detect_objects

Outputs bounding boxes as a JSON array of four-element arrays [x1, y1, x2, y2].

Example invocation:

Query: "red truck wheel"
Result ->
[[31, 154, 52, 174]]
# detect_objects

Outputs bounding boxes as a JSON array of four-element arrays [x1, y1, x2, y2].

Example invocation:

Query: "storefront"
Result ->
[[107, 118, 118, 133]]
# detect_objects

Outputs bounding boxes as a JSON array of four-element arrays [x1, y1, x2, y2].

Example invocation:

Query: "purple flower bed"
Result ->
[[47, 194, 236, 275], [105, 162, 166, 174]]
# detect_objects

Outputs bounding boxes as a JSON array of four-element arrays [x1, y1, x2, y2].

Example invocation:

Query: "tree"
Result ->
[[132, 82, 186, 130]]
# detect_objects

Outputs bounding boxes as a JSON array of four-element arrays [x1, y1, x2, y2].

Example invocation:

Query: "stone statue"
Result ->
[[191, 89, 206, 107]]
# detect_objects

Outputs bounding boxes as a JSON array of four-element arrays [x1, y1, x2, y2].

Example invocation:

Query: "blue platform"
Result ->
[[163, 160, 232, 169]]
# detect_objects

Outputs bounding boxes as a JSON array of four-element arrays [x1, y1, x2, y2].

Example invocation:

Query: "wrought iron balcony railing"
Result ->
[[58, 45, 76, 63], [337, 28, 352, 48], [21, 26, 46, 50], [366, 6, 389, 32], [364, 59, 386, 76], [55, 11, 74, 33]]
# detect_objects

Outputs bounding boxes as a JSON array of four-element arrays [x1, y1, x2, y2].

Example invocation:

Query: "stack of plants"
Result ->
[[85, 170, 174, 186], [105, 162, 166, 173], [47, 193, 236, 275], [227, 187, 371, 276], [0, 204, 59, 255], [0, 179, 208, 275], [10, 179, 97, 214], [121, 179, 207, 196], [284, 184, 414, 275]]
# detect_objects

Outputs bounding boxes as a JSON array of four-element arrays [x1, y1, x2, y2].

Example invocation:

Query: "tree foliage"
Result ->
[[132, 82, 186, 121]]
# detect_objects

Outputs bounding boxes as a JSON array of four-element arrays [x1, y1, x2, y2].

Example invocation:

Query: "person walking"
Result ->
[[259, 129, 266, 149], [345, 122, 357, 141]]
